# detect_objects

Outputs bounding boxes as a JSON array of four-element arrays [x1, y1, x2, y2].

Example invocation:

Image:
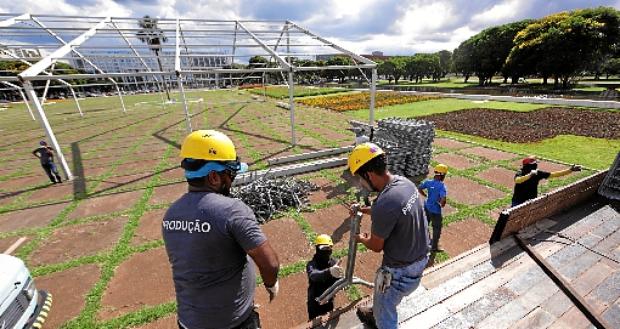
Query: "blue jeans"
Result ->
[[373, 257, 428, 329]]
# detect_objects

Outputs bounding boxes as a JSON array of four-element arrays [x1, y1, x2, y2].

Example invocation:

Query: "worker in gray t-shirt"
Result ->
[[163, 130, 280, 329], [347, 142, 430, 329]]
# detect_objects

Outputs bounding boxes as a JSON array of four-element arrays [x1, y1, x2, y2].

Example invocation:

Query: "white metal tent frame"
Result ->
[[0, 13, 378, 181]]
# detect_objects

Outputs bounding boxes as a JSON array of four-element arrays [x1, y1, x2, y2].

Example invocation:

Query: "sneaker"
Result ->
[[356, 305, 377, 328]]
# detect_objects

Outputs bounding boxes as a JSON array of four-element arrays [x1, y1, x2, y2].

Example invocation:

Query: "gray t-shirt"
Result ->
[[163, 191, 266, 329], [371, 175, 430, 267]]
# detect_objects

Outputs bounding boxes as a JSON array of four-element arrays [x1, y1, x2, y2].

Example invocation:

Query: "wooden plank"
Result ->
[[515, 236, 612, 329], [3, 236, 27, 255]]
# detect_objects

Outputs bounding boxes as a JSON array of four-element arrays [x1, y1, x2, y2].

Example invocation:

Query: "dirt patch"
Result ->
[[159, 166, 184, 182], [488, 207, 506, 221], [69, 190, 142, 219], [307, 177, 349, 205], [261, 218, 312, 266], [0, 236, 24, 254], [0, 202, 67, 232], [444, 177, 506, 205], [28, 183, 74, 202], [30, 217, 127, 266], [423, 107, 620, 142], [254, 271, 352, 329], [2, 175, 48, 190], [150, 183, 187, 205], [440, 218, 493, 257], [131, 209, 165, 246], [462, 146, 518, 161], [434, 153, 476, 170], [304, 205, 371, 251], [114, 159, 160, 175], [92, 172, 153, 193], [433, 138, 472, 150], [99, 247, 175, 320], [36, 264, 101, 329], [476, 167, 516, 189], [338, 250, 383, 296]]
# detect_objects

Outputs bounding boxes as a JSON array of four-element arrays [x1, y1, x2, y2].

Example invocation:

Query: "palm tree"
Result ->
[[136, 15, 171, 100]]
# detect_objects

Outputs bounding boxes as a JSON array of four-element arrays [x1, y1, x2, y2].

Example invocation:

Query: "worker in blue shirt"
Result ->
[[418, 164, 448, 252]]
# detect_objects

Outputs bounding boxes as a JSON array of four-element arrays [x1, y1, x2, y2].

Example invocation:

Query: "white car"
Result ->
[[0, 254, 52, 329]]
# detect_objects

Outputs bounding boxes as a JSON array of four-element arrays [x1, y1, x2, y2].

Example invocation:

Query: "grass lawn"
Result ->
[[345, 97, 619, 170], [347, 98, 551, 121], [249, 86, 350, 99], [437, 132, 619, 170]]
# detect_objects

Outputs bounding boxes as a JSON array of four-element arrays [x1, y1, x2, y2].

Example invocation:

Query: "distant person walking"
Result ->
[[418, 164, 448, 252], [511, 156, 582, 207], [32, 141, 62, 184]]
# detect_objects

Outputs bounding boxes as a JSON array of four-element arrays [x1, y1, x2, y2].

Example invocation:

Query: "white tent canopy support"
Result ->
[[1, 14, 377, 171], [1, 81, 35, 120], [28, 16, 127, 113]]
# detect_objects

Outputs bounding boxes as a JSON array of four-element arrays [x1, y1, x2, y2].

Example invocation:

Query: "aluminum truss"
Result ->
[[0, 13, 377, 181]]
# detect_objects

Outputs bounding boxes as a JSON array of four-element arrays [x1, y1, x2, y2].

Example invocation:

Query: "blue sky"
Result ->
[[1, 0, 619, 54]]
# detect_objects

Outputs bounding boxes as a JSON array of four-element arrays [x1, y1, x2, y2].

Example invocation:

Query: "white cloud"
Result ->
[[471, 0, 533, 26], [0, 0, 616, 55]]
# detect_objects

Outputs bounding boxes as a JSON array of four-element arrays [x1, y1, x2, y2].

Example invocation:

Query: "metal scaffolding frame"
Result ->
[[0, 13, 377, 181]]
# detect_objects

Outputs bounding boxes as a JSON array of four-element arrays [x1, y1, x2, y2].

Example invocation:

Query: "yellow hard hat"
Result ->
[[348, 142, 385, 175], [434, 164, 448, 175], [180, 130, 237, 161], [314, 234, 333, 246]]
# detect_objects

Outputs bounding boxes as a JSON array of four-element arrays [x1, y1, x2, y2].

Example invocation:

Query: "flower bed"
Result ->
[[297, 91, 438, 112]]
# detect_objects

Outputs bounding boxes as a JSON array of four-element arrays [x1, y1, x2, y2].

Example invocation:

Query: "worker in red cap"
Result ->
[[511, 155, 581, 207]]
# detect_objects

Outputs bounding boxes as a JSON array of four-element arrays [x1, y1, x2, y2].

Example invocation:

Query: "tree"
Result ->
[[507, 7, 620, 88], [249, 55, 268, 68], [377, 60, 395, 83], [602, 57, 620, 78], [137, 15, 171, 100], [452, 41, 474, 82], [326, 56, 353, 83], [463, 19, 532, 86], [436, 50, 452, 79]]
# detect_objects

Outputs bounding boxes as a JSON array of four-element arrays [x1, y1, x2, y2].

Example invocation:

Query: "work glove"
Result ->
[[570, 164, 582, 172], [265, 280, 279, 302], [329, 264, 344, 279], [530, 169, 538, 176]]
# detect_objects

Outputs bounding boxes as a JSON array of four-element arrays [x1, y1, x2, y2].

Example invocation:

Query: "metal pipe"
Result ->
[[370, 68, 377, 125], [288, 70, 296, 146], [177, 73, 192, 132]]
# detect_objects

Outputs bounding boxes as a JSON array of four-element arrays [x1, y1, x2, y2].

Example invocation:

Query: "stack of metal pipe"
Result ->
[[374, 117, 435, 177], [232, 175, 318, 223]]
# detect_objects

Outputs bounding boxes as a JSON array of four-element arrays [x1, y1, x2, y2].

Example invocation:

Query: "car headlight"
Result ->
[[23, 277, 36, 301]]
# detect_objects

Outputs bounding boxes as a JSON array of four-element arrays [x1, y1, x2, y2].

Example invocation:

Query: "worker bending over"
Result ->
[[306, 234, 343, 320]]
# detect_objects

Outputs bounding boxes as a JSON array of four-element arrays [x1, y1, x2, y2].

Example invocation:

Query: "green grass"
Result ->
[[249, 86, 350, 99], [437, 132, 620, 170], [348, 98, 551, 121]]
